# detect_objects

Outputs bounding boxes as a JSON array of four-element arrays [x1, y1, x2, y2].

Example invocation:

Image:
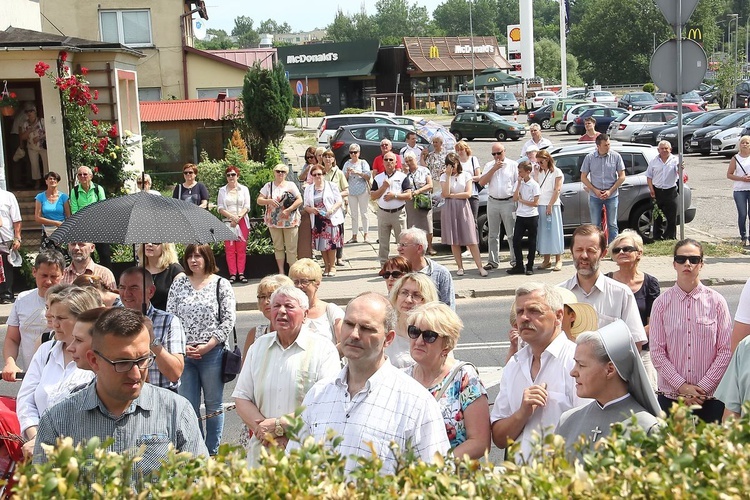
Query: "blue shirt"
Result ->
[[35, 191, 68, 222], [581, 149, 625, 193]]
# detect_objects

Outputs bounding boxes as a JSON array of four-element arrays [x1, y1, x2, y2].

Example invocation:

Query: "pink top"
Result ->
[[578, 132, 600, 143]]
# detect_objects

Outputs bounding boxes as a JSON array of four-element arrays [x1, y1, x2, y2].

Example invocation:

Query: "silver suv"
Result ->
[[433, 143, 697, 248]]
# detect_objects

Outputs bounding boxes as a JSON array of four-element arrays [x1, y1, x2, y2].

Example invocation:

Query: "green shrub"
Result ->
[[405, 108, 437, 115], [16, 402, 750, 498], [339, 107, 370, 114], [642, 82, 656, 93], [291, 108, 326, 118]]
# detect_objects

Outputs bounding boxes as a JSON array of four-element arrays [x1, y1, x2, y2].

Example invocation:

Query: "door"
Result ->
[[554, 153, 585, 228]]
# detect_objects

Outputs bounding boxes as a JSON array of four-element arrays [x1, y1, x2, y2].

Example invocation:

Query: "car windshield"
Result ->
[[716, 111, 750, 127], [484, 112, 506, 121], [495, 92, 514, 99], [457, 95, 476, 104], [632, 94, 652, 102]]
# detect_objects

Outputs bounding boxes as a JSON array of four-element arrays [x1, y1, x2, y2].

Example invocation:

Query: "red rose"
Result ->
[[81, 67, 88, 76], [90, 104, 99, 114], [109, 125, 118, 138], [59, 51, 67, 62], [9, 92, 16, 99], [92, 120, 99, 127], [93, 167, 99, 173], [93, 90, 99, 100], [34, 61, 50, 77]]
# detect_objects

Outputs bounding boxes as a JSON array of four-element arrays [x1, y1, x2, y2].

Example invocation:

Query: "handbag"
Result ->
[[413, 193, 432, 211], [12, 148, 25, 162], [216, 280, 242, 383]]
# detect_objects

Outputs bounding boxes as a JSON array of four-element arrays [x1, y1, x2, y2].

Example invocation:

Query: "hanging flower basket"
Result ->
[[0, 81, 18, 116], [0, 106, 14, 117]]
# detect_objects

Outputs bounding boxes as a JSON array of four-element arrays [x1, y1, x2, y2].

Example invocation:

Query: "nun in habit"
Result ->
[[556, 320, 661, 455]]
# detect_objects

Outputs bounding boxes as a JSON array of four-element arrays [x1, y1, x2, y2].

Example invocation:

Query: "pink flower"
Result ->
[[59, 51, 67, 62], [93, 167, 99, 173], [93, 90, 99, 100], [34, 61, 50, 77]]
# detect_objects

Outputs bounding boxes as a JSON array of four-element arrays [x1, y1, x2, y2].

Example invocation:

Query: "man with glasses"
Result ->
[[478, 142, 518, 271], [371, 152, 409, 264], [559, 224, 646, 348], [372, 138, 403, 175], [70, 165, 111, 267], [33, 308, 207, 476], [397, 228, 454, 310]]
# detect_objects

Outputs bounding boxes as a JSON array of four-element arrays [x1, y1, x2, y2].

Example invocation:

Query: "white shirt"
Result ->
[[521, 137, 553, 157], [231, 326, 341, 467], [481, 159, 518, 199], [515, 177, 541, 217], [439, 171, 473, 195], [736, 278, 750, 325], [0, 189, 21, 245], [731, 154, 750, 191], [305, 302, 345, 343], [373, 171, 407, 210], [400, 144, 424, 161], [288, 361, 450, 475], [560, 273, 648, 344], [7, 289, 47, 370], [490, 332, 584, 462], [645, 154, 680, 189], [535, 168, 564, 206], [16, 340, 95, 434]]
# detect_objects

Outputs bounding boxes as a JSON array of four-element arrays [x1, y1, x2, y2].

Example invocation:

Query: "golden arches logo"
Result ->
[[687, 28, 702, 41], [428, 46, 439, 58], [509, 27, 521, 42]]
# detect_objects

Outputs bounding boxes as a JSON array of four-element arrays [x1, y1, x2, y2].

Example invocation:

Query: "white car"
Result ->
[[525, 91, 557, 111], [361, 111, 396, 117], [710, 120, 750, 157], [607, 110, 678, 142], [585, 90, 617, 105], [561, 103, 605, 134]]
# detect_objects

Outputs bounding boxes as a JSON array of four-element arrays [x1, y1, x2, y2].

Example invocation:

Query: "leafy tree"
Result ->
[[195, 29, 236, 50], [242, 62, 293, 162], [258, 19, 292, 34], [714, 52, 744, 107], [534, 38, 583, 85], [326, 8, 379, 42], [433, 0, 500, 37], [496, 0, 519, 42], [232, 15, 260, 48], [374, 0, 433, 44]]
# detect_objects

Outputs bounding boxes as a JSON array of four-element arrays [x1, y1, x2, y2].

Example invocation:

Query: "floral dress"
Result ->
[[311, 188, 342, 251], [405, 362, 486, 448], [424, 150, 448, 187]]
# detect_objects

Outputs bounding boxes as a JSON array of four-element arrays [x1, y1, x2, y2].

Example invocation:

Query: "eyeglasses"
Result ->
[[381, 271, 404, 280], [293, 278, 314, 287], [25, 109, 36, 114], [384, 158, 396, 162], [305, 155, 315, 159], [491, 151, 505, 156], [380, 144, 389, 147], [674, 255, 702, 265], [397, 242, 417, 248], [407, 325, 440, 344], [183, 171, 195, 175], [349, 150, 359, 154], [398, 289, 424, 302], [94, 350, 155, 373], [77, 173, 90, 177], [226, 173, 237, 177], [274, 170, 286, 174], [311, 173, 324, 177], [611, 245, 638, 255]]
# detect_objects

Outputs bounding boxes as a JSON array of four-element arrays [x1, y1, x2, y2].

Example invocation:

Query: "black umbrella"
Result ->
[[50, 191, 237, 245], [466, 67, 523, 88]]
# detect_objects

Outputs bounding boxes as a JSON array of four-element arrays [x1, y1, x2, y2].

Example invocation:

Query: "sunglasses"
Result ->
[[407, 325, 440, 344], [380, 144, 389, 148], [226, 173, 237, 177], [384, 158, 396, 162], [491, 151, 505, 156], [77, 173, 90, 177], [183, 171, 195, 175], [674, 255, 702, 265], [381, 271, 404, 280], [349, 150, 359, 154], [611, 245, 637, 255], [305, 155, 315, 159], [274, 170, 286, 174], [311, 173, 324, 177]]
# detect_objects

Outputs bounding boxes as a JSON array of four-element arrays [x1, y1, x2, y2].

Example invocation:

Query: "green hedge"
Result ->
[[339, 107, 370, 114], [405, 108, 437, 115], [15, 403, 750, 498]]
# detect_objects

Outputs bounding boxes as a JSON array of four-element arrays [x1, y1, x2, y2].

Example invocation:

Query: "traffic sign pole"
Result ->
[[305, 77, 309, 128]]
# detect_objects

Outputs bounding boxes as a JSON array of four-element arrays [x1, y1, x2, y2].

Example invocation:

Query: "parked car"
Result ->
[[569, 107, 627, 135], [607, 109, 678, 142], [551, 98, 589, 131], [557, 87, 586, 97], [585, 90, 617, 105], [527, 104, 553, 130], [525, 90, 557, 111], [733, 81, 750, 108], [618, 92, 659, 110], [657, 108, 737, 153], [432, 143, 696, 247], [317, 114, 397, 145], [391, 115, 421, 127], [562, 103, 606, 134], [455, 94, 480, 114], [329, 123, 431, 167], [361, 111, 396, 117], [665, 91, 706, 109], [689, 110, 750, 155], [450, 111, 527, 141], [631, 112, 703, 146], [698, 83, 717, 104], [710, 119, 750, 157], [488, 91, 520, 115], [648, 102, 705, 113]]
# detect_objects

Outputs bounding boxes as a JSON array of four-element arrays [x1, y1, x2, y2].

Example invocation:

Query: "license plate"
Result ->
[[691, 141, 698, 146], [711, 145, 720, 151]]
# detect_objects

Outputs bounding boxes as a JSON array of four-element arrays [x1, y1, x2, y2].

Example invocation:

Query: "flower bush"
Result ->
[[0, 90, 18, 109], [35, 52, 131, 194]]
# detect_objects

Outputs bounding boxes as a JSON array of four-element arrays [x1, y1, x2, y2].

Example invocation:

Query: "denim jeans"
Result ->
[[178, 343, 225, 455], [733, 190, 750, 239], [588, 195, 619, 244]]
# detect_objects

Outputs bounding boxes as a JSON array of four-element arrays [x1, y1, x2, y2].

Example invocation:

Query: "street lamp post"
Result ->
[[730, 14, 740, 92], [469, 0, 476, 96]]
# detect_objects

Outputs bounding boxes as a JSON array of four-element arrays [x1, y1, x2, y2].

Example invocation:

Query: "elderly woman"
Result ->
[[34, 171, 70, 237], [218, 165, 252, 283], [605, 229, 660, 386], [405, 302, 490, 459], [258, 164, 302, 275], [17, 285, 102, 457], [233, 285, 341, 467], [557, 320, 660, 455], [534, 149, 564, 271], [167, 244, 236, 455], [137, 242, 184, 311], [136, 174, 161, 195], [243, 274, 294, 357], [388, 272, 438, 368], [379, 256, 412, 294], [289, 258, 344, 344], [303, 164, 345, 277], [421, 135, 447, 184], [342, 143, 372, 243], [403, 151, 436, 255], [173, 163, 209, 208]]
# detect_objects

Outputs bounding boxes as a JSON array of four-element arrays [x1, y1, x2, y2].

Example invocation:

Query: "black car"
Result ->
[[526, 104, 552, 129], [569, 107, 627, 135], [631, 112, 703, 146], [618, 92, 659, 110], [655, 108, 737, 153], [689, 110, 750, 155], [733, 81, 750, 108], [328, 124, 431, 167]]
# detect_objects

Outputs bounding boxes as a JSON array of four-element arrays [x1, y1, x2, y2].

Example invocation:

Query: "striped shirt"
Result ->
[[650, 283, 732, 396], [287, 361, 450, 475], [581, 149, 625, 192], [146, 304, 186, 390], [33, 383, 208, 484]]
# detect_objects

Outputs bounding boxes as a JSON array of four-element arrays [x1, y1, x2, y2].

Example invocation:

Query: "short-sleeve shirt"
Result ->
[[439, 171, 473, 195], [260, 181, 301, 228], [35, 191, 68, 222], [405, 166, 432, 192], [372, 154, 403, 175], [7, 289, 47, 370], [535, 168, 564, 206], [581, 150, 625, 192], [172, 183, 209, 206], [516, 177, 541, 218], [69, 184, 106, 214], [645, 154, 679, 189], [481, 159, 518, 199], [342, 159, 372, 197]]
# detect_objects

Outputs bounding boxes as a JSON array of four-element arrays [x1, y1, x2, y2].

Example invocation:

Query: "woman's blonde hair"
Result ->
[[137, 243, 180, 271], [289, 258, 323, 283], [407, 301, 463, 351], [455, 140, 472, 156], [608, 229, 644, 256], [258, 274, 294, 295], [389, 272, 438, 308], [48, 286, 103, 317]]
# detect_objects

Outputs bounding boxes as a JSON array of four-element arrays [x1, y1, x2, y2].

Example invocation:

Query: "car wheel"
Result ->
[[682, 136, 692, 154], [699, 150, 710, 156], [453, 130, 463, 141], [629, 201, 663, 243], [477, 212, 489, 251], [511, 137, 520, 141], [554, 121, 564, 132], [467, 137, 475, 141], [541, 119, 551, 130], [495, 130, 507, 141], [566, 123, 577, 135]]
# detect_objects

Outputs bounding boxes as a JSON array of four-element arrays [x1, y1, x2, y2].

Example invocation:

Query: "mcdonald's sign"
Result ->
[[687, 27, 702, 42], [428, 45, 439, 58]]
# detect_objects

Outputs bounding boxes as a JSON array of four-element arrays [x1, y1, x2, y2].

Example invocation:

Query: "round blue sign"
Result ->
[[296, 81, 304, 96]]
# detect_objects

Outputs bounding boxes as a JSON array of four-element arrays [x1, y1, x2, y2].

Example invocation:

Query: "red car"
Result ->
[[648, 102, 706, 113]]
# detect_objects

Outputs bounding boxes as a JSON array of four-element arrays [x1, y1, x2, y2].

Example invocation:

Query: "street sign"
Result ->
[[295, 80, 304, 96], [285, 71, 289, 80], [655, 0, 700, 26], [650, 39, 707, 94]]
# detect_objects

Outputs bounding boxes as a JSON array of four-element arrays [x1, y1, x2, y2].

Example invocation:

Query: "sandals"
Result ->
[[238, 274, 248, 284], [537, 262, 552, 270], [228, 275, 237, 284], [479, 268, 489, 277], [552, 261, 563, 271], [456, 269, 465, 276], [346, 237, 358, 244], [427, 249, 438, 256]]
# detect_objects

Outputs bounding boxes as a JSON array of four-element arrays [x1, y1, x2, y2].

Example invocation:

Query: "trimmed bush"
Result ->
[[405, 108, 437, 115], [642, 82, 656, 93], [339, 107, 370, 114]]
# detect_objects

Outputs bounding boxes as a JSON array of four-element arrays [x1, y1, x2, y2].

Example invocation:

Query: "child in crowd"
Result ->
[[508, 161, 540, 275]]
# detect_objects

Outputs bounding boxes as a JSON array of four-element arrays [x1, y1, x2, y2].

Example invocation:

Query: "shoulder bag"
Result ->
[[410, 171, 432, 211], [434, 361, 473, 400], [216, 279, 242, 382]]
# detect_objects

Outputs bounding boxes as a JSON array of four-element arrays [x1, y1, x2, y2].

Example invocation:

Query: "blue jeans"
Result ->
[[733, 190, 750, 239], [178, 343, 225, 455], [588, 195, 619, 244]]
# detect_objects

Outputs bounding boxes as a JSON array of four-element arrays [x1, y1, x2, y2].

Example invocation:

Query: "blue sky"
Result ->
[[204, 1, 440, 34]]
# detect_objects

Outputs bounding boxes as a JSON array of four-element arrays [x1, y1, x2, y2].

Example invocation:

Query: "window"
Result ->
[[138, 87, 161, 102], [555, 155, 582, 183], [388, 127, 408, 142], [100, 10, 152, 47], [196, 88, 242, 99]]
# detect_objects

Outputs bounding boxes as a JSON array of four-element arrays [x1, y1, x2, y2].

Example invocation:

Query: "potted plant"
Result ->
[[0, 86, 18, 117]]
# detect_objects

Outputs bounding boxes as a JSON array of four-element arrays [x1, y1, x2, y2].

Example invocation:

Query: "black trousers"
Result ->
[[512, 215, 538, 271], [0, 252, 13, 299], [658, 394, 724, 424], [653, 186, 678, 240]]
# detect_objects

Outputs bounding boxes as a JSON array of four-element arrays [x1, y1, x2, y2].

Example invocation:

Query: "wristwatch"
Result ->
[[274, 417, 284, 437], [150, 338, 163, 352]]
